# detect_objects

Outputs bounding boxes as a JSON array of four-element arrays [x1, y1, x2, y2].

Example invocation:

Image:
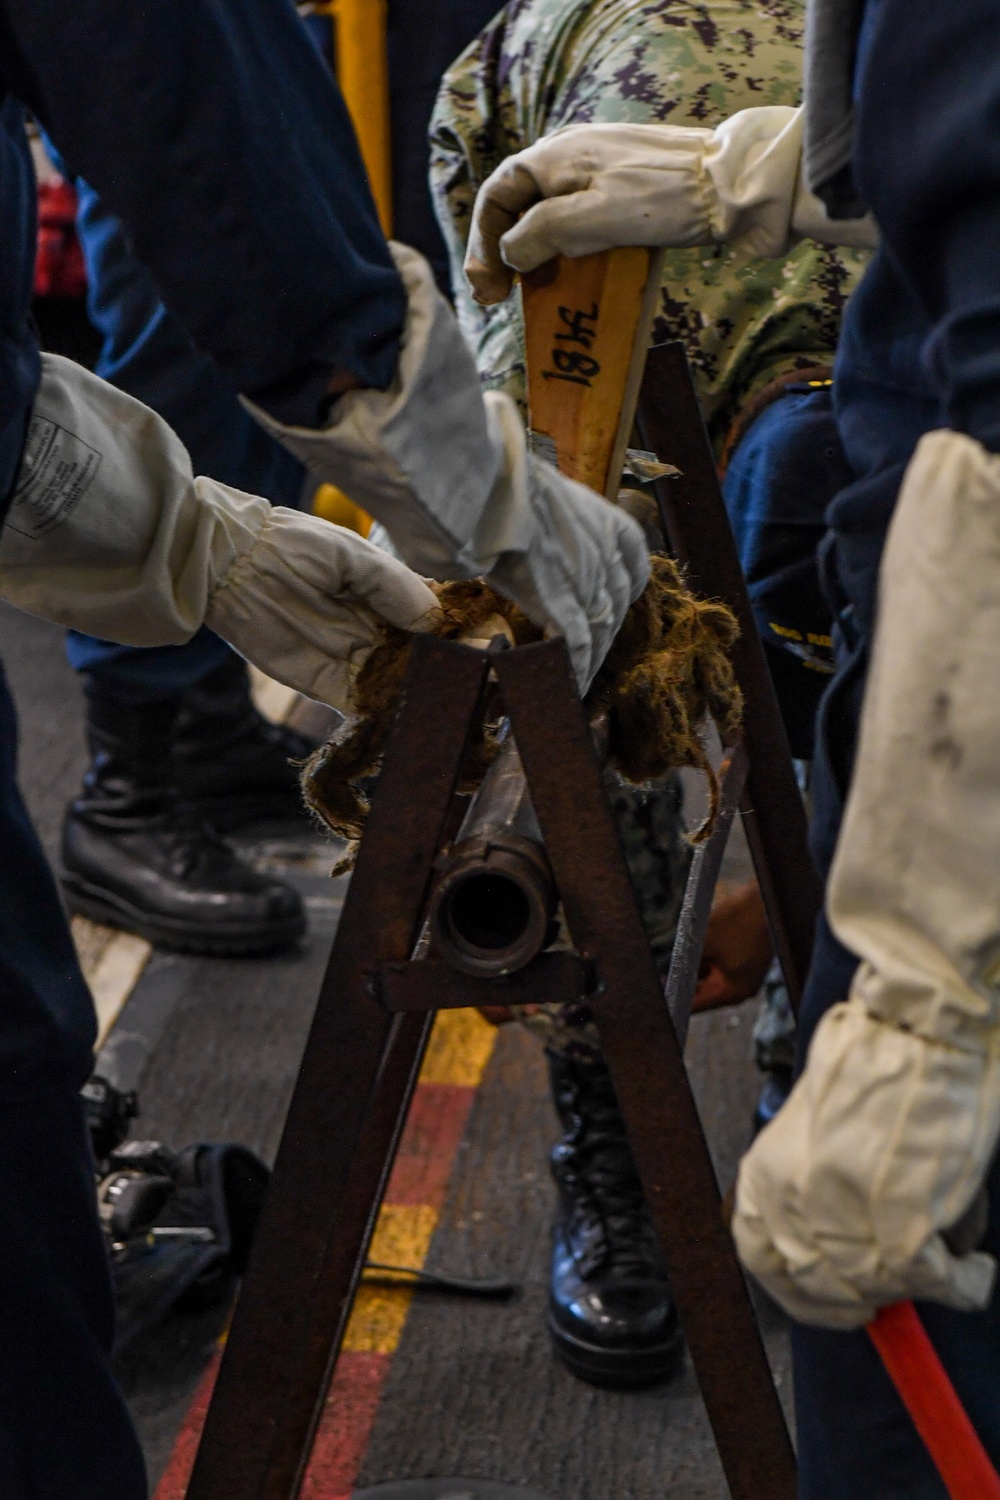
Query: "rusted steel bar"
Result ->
[[185, 636, 490, 1500], [376, 951, 589, 1012], [496, 639, 797, 1500], [636, 342, 822, 1011], [664, 737, 750, 1049]]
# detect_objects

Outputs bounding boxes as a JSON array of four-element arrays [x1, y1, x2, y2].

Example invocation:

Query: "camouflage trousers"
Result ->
[[518, 770, 691, 1059]]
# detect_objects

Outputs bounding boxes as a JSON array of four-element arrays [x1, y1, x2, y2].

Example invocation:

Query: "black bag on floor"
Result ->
[[99, 1138, 269, 1355], [85, 1078, 269, 1355]]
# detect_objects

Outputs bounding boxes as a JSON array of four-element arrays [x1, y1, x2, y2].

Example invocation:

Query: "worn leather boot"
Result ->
[[61, 688, 305, 955], [172, 655, 317, 831], [546, 1046, 683, 1388]]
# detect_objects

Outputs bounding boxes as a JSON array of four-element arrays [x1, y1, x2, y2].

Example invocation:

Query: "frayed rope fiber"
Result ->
[[303, 556, 742, 860]]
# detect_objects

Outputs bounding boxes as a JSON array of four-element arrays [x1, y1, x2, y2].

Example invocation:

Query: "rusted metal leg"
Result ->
[[664, 738, 749, 1049], [185, 637, 489, 1500], [636, 342, 822, 1011], [496, 641, 797, 1500]]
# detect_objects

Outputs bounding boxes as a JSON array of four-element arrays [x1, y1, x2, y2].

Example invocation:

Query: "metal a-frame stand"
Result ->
[[184, 343, 822, 1500]]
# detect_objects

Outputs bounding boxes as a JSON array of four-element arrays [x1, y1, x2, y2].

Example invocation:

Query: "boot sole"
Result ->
[[548, 1311, 685, 1390], [60, 874, 306, 957]]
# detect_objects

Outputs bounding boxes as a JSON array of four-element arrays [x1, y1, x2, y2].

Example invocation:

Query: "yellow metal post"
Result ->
[[330, 0, 392, 235], [312, 483, 373, 536], [309, 0, 391, 530]]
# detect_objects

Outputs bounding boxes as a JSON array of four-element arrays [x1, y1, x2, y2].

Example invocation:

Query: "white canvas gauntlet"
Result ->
[[0, 355, 436, 710], [733, 430, 1000, 1328], [246, 243, 649, 690], [465, 106, 877, 305]]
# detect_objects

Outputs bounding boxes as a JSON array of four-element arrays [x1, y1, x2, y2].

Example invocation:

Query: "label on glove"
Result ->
[[8, 415, 102, 539]]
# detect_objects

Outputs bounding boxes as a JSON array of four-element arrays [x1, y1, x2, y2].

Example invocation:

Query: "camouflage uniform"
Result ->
[[429, 0, 870, 1056], [517, 770, 691, 1056], [430, 0, 869, 449]]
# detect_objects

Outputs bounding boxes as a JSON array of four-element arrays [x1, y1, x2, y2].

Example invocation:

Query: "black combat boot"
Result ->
[[546, 1047, 683, 1388], [172, 655, 317, 831], [61, 688, 305, 955]]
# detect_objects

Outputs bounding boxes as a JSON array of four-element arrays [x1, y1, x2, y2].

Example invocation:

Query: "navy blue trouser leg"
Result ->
[[64, 626, 232, 703], [0, 1088, 148, 1498], [0, 661, 146, 1497]]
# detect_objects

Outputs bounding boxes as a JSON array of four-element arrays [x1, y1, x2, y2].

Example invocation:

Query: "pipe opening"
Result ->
[[445, 874, 532, 954]]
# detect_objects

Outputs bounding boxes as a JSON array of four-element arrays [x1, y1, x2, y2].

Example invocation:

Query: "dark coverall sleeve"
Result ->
[[855, 0, 1000, 453], [794, 5, 1000, 1498], [822, 0, 1000, 639], [0, 0, 407, 415]]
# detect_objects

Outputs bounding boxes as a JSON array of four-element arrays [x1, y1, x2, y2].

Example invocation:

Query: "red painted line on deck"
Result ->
[[154, 1016, 491, 1499], [383, 1083, 476, 1207], [299, 1352, 393, 1499], [153, 1350, 222, 1500]]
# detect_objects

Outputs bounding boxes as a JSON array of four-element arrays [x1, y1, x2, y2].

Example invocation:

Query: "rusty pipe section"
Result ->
[[429, 734, 556, 977]]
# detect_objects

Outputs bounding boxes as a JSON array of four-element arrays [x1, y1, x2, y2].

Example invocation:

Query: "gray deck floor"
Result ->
[[2, 599, 790, 1498]]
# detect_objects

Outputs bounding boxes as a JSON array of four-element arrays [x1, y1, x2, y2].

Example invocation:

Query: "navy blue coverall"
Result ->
[[0, 0, 404, 1491], [55, 0, 503, 707], [61, 173, 308, 700], [790, 0, 1000, 1493]]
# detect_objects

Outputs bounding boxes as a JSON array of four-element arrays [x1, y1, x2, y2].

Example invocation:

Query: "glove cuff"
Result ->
[[829, 430, 1000, 1044], [243, 243, 502, 581]]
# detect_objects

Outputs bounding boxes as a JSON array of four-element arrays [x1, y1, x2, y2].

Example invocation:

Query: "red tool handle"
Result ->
[[868, 1301, 1000, 1499]]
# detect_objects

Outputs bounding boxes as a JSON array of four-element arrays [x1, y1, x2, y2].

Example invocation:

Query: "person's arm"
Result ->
[[854, 0, 1000, 457], [2, 1, 650, 689], [732, 0, 1000, 1329], [0, 355, 437, 711], [2, 0, 405, 419], [463, 107, 878, 305], [62, 167, 306, 505], [733, 427, 1000, 1328], [428, 8, 530, 413]]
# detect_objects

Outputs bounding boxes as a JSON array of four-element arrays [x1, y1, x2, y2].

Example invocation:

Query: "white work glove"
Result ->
[[246, 243, 649, 690], [0, 354, 437, 710], [733, 429, 1000, 1329], [465, 106, 878, 305]]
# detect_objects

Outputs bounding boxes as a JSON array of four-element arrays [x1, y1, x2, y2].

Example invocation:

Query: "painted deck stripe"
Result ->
[[152, 1349, 223, 1500], [152, 1007, 499, 1499], [418, 1008, 497, 1088], [70, 915, 152, 1049], [155, 1349, 395, 1500], [345, 1204, 439, 1353], [383, 1084, 478, 1207], [300, 1352, 393, 1500]]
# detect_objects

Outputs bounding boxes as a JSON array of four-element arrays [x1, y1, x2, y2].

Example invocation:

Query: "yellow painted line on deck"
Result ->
[[71, 915, 153, 1049], [418, 1008, 498, 1088], [344, 1203, 439, 1354]]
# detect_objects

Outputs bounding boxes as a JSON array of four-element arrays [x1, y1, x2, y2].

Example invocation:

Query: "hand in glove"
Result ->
[[0, 355, 437, 711], [732, 430, 1000, 1329], [464, 106, 878, 306], [247, 243, 649, 691]]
